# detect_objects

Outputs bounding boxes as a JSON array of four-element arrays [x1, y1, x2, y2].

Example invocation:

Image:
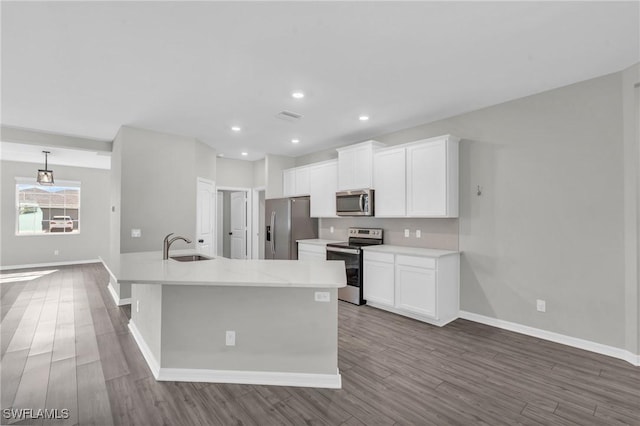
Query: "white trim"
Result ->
[[128, 321, 161, 377], [459, 311, 640, 367], [157, 367, 342, 389], [251, 187, 265, 259], [107, 282, 132, 306], [0, 258, 100, 271]]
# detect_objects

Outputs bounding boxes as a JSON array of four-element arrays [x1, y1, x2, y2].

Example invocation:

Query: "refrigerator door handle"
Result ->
[[270, 211, 276, 255]]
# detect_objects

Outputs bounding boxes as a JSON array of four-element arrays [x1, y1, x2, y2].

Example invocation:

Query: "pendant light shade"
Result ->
[[37, 151, 54, 185]]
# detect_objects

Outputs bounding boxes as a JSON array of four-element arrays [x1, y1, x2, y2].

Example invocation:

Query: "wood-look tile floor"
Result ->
[[1, 264, 639, 425]]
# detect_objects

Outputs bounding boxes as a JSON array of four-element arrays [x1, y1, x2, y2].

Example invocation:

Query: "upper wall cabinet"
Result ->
[[337, 140, 385, 190], [374, 135, 459, 218], [282, 165, 311, 197], [373, 147, 407, 217], [309, 160, 338, 218]]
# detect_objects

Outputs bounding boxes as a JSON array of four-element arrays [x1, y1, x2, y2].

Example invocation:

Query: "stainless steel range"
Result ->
[[326, 228, 383, 305]]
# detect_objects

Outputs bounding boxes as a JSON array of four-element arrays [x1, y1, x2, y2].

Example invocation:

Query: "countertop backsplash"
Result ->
[[319, 217, 459, 251]]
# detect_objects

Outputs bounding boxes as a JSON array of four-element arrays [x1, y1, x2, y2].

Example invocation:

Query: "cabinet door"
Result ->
[[406, 140, 447, 216], [309, 161, 337, 217], [337, 148, 357, 190], [395, 264, 436, 318], [298, 250, 325, 261], [295, 167, 311, 196], [363, 260, 395, 306], [283, 169, 296, 197], [373, 148, 406, 217]]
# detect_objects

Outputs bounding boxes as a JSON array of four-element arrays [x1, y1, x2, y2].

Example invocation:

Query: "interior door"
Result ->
[[196, 178, 215, 257], [230, 191, 247, 259]]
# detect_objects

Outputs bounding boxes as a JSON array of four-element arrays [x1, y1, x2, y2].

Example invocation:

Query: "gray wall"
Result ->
[[216, 157, 254, 188], [319, 72, 630, 349], [621, 63, 640, 355], [112, 126, 217, 254], [253, 158, 265, 188], [265, 154, 295, 199], [1, 160, 110, 267]]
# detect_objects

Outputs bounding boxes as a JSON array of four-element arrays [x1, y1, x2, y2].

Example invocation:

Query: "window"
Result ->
[[16, 179, 81, 235]]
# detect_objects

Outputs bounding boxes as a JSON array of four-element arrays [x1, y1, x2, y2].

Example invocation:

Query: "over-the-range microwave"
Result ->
[[336, 189, 374, 216]]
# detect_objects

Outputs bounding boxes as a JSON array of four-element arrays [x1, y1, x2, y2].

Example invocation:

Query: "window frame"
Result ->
[[15, 178, 82, 237]]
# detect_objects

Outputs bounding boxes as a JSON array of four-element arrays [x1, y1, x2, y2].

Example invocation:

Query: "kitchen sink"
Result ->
[[170, 255, 213, 262]]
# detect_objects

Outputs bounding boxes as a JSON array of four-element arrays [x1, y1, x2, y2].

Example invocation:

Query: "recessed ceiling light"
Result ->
[[217, 153, 225, 157], [291, 91, 305, 99], [359, 115, 369, 121], [241, 152, 248, 156], [231, 126, 241, 132], [291, 139, 300, 144]]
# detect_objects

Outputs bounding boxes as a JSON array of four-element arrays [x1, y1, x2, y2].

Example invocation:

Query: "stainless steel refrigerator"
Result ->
[[265, 197, 318, 260]]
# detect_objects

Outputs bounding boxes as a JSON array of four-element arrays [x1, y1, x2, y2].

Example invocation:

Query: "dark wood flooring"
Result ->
[[1, 263, 639, 425]]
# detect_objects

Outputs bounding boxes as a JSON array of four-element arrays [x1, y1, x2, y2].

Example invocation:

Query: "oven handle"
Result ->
[[326, 246, 360, 255]]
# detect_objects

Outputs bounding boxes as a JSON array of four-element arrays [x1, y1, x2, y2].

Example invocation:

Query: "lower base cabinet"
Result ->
[[297, 242, 327, 261], [363, 249, 459, 327]]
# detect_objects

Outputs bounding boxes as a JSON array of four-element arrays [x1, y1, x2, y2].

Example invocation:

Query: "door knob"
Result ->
[[228, 232, 233, 235], [198, 239, 204, 243]]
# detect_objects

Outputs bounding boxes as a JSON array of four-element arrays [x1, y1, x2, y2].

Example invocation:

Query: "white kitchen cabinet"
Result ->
[[362, 246, 459, 327], [309, 160, 338, 218], [282, 165, 311, 197], [337, 140, 384, 190], [363, 251, 395, 307], [283, 168, 296, 197], [373, 147, 406, 217], [395, 256, 436, 317], [406, 136, 459, 217], [298, 242, 326, 261]]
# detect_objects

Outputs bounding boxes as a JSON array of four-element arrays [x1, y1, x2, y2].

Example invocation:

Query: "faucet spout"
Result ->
[[163, 233, 191, 260]]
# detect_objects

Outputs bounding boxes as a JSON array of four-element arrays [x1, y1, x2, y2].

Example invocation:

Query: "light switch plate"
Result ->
[[226, 330, 236, 346], [131, 229, 142, 238], [416, 230, 421, 238], [404, 229, 410, 238]]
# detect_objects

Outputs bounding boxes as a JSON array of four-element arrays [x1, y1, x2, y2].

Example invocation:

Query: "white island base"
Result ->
[[129, 283, 341, 389]]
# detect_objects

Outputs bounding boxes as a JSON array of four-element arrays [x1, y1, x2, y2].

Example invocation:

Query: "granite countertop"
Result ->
[[102, 249, 346, 288], [361, 245, 459, 258]]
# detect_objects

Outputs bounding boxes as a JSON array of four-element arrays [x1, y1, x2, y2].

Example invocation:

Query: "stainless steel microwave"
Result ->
[[336, 189, 374, 216]]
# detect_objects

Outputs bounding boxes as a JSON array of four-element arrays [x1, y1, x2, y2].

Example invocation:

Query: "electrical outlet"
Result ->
[[536, 299, 546, 312], [315, 291, 330, 302], [136, 300, 140, 313], [131, 229, 142, 238], [54, 249, 59, 256], [330, 226, 334, 234], [404, 229, 410, 238], [416, 230, 421, 238], [226, 330, 236, 346]]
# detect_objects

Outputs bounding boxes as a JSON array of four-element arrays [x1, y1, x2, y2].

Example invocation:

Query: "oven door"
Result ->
[[326, 246, 364, 305]]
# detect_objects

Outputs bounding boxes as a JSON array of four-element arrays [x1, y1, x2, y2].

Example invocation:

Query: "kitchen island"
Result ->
[[103, 251, 346, 388]]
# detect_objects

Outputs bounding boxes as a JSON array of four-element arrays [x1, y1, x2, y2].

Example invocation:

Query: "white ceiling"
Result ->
[[2, 1, 638, 161]]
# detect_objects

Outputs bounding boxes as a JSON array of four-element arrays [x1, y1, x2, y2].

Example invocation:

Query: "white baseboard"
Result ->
[[459, 310, 640, 367], [107, 282, 132, 306], [128, 322, 342, 388], [158, 367, 342, 389], [0, 258, 101, 271], [128, 321, 161, 377]]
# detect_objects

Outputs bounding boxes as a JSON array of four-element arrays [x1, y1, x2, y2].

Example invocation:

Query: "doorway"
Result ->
[[216, 187, 252, 259]]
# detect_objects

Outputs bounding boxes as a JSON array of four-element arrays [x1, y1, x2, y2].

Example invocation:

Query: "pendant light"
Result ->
[[37, 151, 54, 185]]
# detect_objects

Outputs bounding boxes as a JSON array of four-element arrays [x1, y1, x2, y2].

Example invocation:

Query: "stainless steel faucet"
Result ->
[[163, 233, 193, 260]]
